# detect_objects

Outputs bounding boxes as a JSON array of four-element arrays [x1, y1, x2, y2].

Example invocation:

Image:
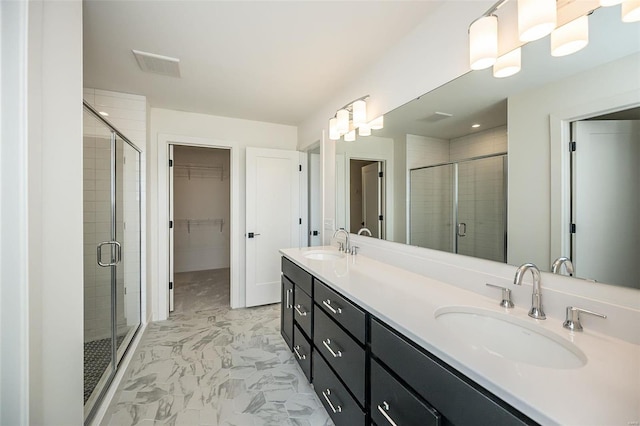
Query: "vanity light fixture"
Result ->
[[517, 0, 557, 42], [493, 47, 521, 78], [328, 96, 383, 141], [622, 0, 640, 22], [551, 15, 589, 57], [469, 15, 499, 70]]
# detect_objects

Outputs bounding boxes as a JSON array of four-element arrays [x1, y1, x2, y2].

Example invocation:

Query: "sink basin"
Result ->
[[303, 250, 345, 261], [435, 306, 586, 369]]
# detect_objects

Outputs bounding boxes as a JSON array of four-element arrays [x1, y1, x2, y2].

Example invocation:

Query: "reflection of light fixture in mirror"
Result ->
[[99, 111, 109, 117], [600, 0, 623, 5], [469, 15, 498, 70], [329, 118, 340, 140], [358, 123, 371, 136], [518, 0, 557, 42], [344, 130, 356, 142], [336, 109, 349, 134], [493, 47, 521, 78], [622, 0, 640, 22], [551, 16, 589, 57], [370, 115, 384, 130], [352, 100, 367, 127], [472, 123, 481, 128]]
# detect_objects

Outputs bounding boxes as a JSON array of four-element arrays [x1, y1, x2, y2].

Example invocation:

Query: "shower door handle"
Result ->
[[457, 223, 467, 237], [97, 241, 122, 267]]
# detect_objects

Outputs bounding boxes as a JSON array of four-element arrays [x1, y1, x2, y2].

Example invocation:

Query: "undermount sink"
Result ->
[[303, 250, 345, 261], [435, 306, 587, 369]]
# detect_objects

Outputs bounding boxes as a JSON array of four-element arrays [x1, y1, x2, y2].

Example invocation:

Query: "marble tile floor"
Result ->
[[101, 268, 333, 426]]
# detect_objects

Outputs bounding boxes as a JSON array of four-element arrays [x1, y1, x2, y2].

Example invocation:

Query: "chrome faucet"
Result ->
[[357, 227, 372, 236], [333, 229, 350, 254], [551, 257, 574, 276], [514, 263, 545, 320]]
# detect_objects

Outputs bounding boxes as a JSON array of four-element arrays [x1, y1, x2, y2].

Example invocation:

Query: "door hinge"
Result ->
[[379, 215, 384, 221], [169, 220, 173, 229], [169, 281, 173, 290], [378, 171, 383, 178], [570, 141, 576, 152], [299, 164, 302, 172], [570, 223, 576, 233], [169, 159, 173, 167], [299, 218, 302, 225]]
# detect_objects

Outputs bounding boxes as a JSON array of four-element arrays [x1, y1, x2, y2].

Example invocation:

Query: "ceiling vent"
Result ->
[[422, 111, 453, 122], [132, 49, 181, 77]]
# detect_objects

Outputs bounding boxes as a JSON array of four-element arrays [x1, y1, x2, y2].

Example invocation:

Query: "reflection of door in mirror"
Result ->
[[308, 148, 322, 246], [350, 159, 384, 238], [571, 117, 640, 289]]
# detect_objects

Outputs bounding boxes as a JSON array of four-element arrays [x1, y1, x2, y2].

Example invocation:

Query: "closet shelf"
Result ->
[[175, 218, 225, 233], [174, 164, 228, 181]]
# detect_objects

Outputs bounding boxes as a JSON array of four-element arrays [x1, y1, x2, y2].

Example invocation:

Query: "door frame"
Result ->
[[157, 134, 239, 318], [549, 90, 640, 266]]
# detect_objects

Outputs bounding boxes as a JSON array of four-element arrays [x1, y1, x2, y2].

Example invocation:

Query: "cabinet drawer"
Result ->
[[282, 257, 312, 296], [371, 359, 440, 426], [313, 348, 365, 426], [313, 308, 366, 405], [293, 325, 312, 382], [294, 286, 312, 338], [314, 279, 366, 344], [281, 277, 294, 350], [371, 318, 533, 426]]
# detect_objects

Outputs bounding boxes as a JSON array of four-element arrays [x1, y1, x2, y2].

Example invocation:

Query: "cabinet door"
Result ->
[[371, 359, 440, 426], [281, 276, 294, 350], [294, 285, 312, 337], [314, 279, 366, 344], [293, 325, 312, 381]]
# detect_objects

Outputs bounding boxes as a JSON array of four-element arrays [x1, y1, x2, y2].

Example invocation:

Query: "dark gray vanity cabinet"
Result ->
[[280, 276, 294, 350]]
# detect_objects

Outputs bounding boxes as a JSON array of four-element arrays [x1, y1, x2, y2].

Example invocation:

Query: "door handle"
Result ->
[[322, 338, 343, 358], [377, 401, 399, 426], [457, 222, 467, 237], [294, 304, 308, 317], [97, 241, 122, 267], [293, 345, 307, 360], [321, 389, 342, 414], [247, 232, 261, 238]]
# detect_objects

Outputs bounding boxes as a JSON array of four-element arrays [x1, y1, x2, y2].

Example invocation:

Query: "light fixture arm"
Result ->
[[334, 95, 370, 117]]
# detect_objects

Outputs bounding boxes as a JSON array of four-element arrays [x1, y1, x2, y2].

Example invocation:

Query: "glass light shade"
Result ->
[[622, 0, 640, 22], [493, 48, 521, 78], [329, 118, 340, 140], [344, 130, 356, 142], [358, 123, 371, 136], [551, 16, 589, 57], [600, 0, 623, 5], [469, 15, 498, 70], [336, 109, 349, 134], [352, 100, 367, 127], [518, 0, 557, 42], [369, 115, 384, 130]]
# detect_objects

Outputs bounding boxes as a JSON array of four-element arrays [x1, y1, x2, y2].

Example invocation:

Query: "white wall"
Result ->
[[508, 53, 640, 269], [148, 108, 297, 316], [26, 0, 84, 423]]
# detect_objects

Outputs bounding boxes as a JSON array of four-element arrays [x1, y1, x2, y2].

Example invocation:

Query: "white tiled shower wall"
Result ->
[[83, 89, 146, 342], [407, 126, 507, 261]]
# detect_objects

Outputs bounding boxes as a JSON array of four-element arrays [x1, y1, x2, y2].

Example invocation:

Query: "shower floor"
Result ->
[[84, 334, 126, 404]]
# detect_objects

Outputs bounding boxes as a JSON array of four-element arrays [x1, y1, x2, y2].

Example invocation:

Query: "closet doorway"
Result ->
[[169, 145, 231, 313]]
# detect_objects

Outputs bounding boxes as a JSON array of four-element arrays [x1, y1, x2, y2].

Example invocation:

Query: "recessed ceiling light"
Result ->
[[472, 123, 480, 128], [99, 111, 109, 117]]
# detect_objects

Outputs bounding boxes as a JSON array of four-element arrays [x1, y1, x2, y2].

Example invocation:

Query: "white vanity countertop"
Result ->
[[280, 246, 640, 426]]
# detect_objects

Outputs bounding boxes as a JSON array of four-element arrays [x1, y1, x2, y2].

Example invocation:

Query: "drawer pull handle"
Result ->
[[377, 401, 398, 426], [294, 304, 308, 317], [286, 289, 292, 308], [293, 345, 306, 360], [321, 388, 342, 413], [323, 299, 342, 315], [322, 339, 343, 358]]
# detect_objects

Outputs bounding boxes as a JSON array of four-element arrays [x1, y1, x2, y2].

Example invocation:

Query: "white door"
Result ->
[[309, 152, 322, 246], [168, 145, 175, 311], [246, 147, 301, 307], [572, 120, 639, 288], [362, 162, 383, 238]]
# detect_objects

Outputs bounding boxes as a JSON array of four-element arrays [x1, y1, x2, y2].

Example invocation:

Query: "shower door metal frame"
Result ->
[[83, 101, 143, 424]]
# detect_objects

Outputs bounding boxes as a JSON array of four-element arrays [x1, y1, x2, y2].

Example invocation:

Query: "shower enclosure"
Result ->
[[83, 102, 142, 421], [409, 155, 507, 263]]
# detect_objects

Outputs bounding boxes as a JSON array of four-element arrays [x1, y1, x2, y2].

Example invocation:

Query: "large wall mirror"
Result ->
[[333, 6, 639, 289]]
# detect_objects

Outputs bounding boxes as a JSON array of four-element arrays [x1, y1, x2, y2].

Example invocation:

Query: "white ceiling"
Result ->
[[83, 0, 443, 126]]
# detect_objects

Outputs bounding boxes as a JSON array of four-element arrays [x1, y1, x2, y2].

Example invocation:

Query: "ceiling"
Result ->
[[83, 0, 443, 126]]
